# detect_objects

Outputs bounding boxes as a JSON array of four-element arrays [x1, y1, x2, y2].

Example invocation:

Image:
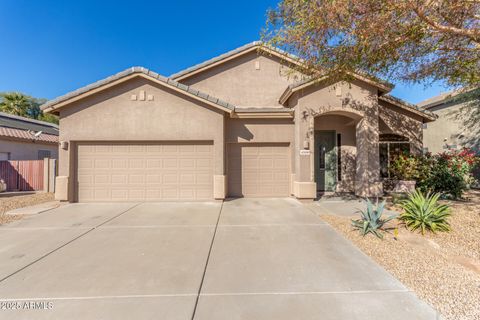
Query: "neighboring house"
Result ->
[[419, 89, 479, 154], [41, 42, 435, 202], [0, 112, 59, 160]]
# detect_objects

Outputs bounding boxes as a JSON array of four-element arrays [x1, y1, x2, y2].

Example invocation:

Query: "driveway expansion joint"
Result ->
[[190, 201, 224, 320], [0, 202, 141, 284]]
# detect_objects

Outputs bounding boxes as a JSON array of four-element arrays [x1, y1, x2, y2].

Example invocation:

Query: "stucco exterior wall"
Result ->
[[378, 102, 423, 154], [56, 76, 226, 201], [180, 51, 304, 108], [0, 139, 58, 160], [423, 102, 479, 154], [293, 80, 382, 197]]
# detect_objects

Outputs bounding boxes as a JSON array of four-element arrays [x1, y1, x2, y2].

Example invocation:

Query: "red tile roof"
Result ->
[[0, 127, 58, 144]]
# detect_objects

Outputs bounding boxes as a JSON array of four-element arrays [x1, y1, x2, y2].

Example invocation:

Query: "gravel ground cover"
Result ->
[[319, 190, 480, 320], [0, 192, 54, 224]]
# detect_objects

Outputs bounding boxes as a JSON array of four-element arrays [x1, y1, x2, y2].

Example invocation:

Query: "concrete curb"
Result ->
[[5, 201, 63, 216]]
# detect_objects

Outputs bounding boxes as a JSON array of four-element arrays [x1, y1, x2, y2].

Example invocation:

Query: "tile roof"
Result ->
[[0, 112, 58, 135], [279, 73, 393, 104], [0, 127, 58, 144], [379, 94, 437, 121], [41, 67, 235, 113], [170, 41, 303, 80]]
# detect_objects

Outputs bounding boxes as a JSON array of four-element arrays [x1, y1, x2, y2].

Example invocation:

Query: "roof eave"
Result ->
[[279, 73, 393, 105], [231, 111, 293, 119], [171, 42, 307, 82], [379, 96, 437, 122], [41, 69, 234, 115]]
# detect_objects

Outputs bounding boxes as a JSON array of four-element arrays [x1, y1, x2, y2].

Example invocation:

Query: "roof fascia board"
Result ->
[[43, 73, 233, 114], [230, 112, 293, 119], [172, 45, 307, 82], [279, 73, 392, 105], [379, 96, 436, 121]]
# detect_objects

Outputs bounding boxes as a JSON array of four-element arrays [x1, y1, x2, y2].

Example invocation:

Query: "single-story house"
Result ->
[[419, 89, 479, 154], [41, 42, 436, 202], [0, 112, 59, 160]]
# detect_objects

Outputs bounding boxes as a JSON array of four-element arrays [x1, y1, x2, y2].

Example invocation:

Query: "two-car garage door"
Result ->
[[76, 142, 213, 202], [76, 141, 291, 201]]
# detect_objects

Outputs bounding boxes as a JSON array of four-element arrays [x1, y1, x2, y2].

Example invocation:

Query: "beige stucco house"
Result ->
[[0, 112, 58, 161], [419, 89, 479, 154], [41, 42, 436, 202]]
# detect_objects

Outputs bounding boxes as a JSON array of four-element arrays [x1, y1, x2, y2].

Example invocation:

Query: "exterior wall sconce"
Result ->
[[60, 141, 69, 150]]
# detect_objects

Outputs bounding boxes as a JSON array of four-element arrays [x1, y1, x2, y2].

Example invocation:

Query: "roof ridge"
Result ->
[[40, 67, 235, 113], [169, 41, 303, 80]]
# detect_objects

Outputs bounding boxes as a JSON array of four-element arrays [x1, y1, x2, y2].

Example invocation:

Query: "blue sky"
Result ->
[[1, 0, 449, 104]]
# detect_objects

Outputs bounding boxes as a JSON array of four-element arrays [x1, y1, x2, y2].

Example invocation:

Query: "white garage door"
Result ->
[[76, 142, 213, 202], [227, 143, 290, 197]]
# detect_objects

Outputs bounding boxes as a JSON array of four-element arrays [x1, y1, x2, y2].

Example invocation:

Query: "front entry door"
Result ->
[[315, 131, 337, 192]]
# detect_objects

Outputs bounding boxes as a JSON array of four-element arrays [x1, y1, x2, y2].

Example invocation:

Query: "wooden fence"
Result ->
[[0, 159, 55, 192]]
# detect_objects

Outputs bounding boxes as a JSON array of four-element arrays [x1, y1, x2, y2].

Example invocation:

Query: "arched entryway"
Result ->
[[313, 111, 362, 193]]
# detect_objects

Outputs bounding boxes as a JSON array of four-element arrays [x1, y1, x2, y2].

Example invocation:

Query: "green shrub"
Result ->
[[352, 199, 396, 238], [389, 154, 420, 181], [399, 189, 451, 235], [389, 149, 479, 199]]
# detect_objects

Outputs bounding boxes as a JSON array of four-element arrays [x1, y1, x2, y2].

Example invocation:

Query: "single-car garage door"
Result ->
[[76, 142, 213, 202], [227, 143, 290, 197]]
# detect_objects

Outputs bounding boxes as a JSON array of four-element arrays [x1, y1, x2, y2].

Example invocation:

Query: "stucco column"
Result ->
[[213, 115, 226, 200], [355, 107, 382, 197], [293, 110, 317, 199], [55, 135, 71, 201]]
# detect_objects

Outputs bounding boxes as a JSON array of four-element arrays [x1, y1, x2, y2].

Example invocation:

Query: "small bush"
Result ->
[[399, 189, 451, 235], [352, 199, 396, 238], [389, 148, 479, 199]]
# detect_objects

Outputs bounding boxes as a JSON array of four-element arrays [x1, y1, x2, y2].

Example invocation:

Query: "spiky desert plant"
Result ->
[[352, 199, 396, 239], [399, 189, 451, 235]]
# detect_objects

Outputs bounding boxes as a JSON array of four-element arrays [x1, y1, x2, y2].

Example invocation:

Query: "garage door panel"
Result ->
[[76, 142, 213, 202], [227, 143, 290, 198]]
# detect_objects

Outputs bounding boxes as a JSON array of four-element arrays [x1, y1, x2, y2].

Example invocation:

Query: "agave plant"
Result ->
[[399, 189, 451, 235], [352, 199, 396, 239]]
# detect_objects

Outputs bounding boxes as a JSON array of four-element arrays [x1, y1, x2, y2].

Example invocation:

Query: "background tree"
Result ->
[[263, 0, 480, 88], [0, 92, 58, 124]]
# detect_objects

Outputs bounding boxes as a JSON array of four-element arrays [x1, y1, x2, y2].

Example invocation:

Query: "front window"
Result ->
[[379, 134, 410, 178]]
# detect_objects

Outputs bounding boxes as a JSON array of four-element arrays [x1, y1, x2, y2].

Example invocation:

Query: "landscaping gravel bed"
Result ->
[[0, 192, 55, 224], [319, 190, 480, 320]]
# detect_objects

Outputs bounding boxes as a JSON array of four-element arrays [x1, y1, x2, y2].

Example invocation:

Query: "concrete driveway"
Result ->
[[0, 199, 438, 319]]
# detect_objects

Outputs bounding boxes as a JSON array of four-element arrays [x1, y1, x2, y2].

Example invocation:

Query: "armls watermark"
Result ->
[[1, 301, 53, 310]]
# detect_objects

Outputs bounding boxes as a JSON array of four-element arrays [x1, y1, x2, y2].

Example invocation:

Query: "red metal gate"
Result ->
[[0, 160, 44, 191]]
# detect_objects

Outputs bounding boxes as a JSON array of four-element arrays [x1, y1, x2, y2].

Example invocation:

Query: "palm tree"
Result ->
[[0, 92, 59, 124], [0, 92, 32, 117]]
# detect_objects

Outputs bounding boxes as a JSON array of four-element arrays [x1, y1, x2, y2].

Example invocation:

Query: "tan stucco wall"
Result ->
[[379, 101, 423, 154], [0, 139, 58, 160], [423, 102, 479, 154], [226, 118, 294, 144], [180, 51, 304, 108], [56, 76, 225, 201], [293, 80, 382, 197]]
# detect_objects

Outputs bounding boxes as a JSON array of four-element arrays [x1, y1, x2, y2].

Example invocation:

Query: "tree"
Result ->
[[0, 92, 31, 117], [0, 92, 58, 124], [263, 0, 480, 88]]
